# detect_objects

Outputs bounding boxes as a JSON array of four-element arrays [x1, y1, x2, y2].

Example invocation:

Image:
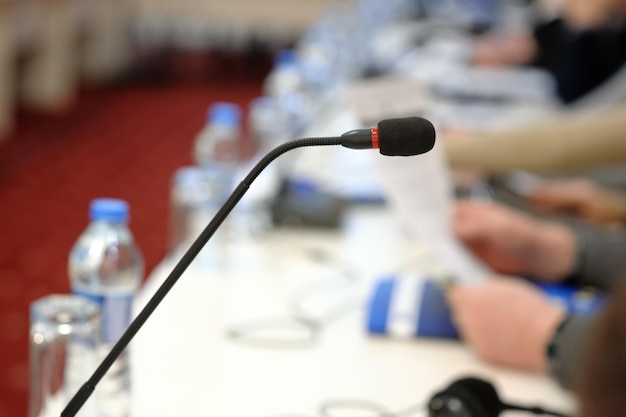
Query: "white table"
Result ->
[[130, 205, 575, 417]]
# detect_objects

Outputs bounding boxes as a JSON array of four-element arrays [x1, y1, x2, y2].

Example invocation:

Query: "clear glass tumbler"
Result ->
[[29, 294, 101, 417]]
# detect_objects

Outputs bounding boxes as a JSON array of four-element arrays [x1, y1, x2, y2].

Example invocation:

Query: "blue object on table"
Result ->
[[367, 275, 459, 339], [366, 275, 606, 340], [535, 282, 607, 315]]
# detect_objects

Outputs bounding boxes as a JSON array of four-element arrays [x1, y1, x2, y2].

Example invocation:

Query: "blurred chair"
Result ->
[[0, 0, 16, 139], [134, 0, 346, 49], [19, 0, 78, 113], [1, 0, 345, 138], [11, 0, 133, 118], [78, 0, 134, 83]]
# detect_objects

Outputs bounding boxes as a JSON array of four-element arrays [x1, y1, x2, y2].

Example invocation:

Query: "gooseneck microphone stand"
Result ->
[[61, 136, 343, 417], [60, 115, 437, 417]]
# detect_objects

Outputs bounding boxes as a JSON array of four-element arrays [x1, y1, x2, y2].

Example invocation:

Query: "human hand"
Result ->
[[446, 277, 566, 372], [561, 0, 622, 29], [453, 199, 576, 281], [528, 179, 626, 226], [471, 33, 537, 67]]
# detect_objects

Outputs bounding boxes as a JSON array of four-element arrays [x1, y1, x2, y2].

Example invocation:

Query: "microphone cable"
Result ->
[[224, 247, 439, 350], [225, 267, 365, 349], [264, 398, 427, 417]]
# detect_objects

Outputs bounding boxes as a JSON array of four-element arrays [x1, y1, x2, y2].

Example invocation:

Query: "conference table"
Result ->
[[130, 202, 576, 417], [129, 67, 576, 417]]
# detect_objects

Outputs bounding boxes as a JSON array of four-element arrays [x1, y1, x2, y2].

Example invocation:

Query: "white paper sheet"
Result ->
[[372, 141, 491, 285]]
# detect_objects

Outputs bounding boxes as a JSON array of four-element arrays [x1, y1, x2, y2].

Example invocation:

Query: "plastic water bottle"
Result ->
[[68, 198, 144, 417], [168, 166, 230, 265], [262, 50, 313, 136], [193, 101, 243, 187], [247, 96, 291, 152]]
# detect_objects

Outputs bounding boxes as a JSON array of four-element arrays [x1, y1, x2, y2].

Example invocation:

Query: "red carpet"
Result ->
[[0, 67, 264, 417]]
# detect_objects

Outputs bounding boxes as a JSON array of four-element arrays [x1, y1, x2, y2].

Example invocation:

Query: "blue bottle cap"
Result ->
[[207, 102, 242, 127], [89, 198, 129, 223], [273, 49, 298, 67]]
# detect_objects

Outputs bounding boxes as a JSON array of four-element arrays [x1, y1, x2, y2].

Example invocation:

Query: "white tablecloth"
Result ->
[[130, 206, 575, 417]]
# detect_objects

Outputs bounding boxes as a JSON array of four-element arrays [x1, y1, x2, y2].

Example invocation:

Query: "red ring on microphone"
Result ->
[[371, 127, 379, 149]]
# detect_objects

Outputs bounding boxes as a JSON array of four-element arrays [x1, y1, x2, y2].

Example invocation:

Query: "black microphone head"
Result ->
[[428, 377, 504, 417], [377, 117, 436, 156]]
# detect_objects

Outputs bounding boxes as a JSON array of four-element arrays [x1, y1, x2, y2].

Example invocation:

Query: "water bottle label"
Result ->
[[73, 290, 134, 345]]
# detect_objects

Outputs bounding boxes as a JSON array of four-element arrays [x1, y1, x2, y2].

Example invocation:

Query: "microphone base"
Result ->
[[270, 179, 346, 229]]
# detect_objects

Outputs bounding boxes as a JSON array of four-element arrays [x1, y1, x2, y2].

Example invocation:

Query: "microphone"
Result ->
[[60, 116, 436, 417], [341, 117, 436, 156], [428, 377, 570, 417]]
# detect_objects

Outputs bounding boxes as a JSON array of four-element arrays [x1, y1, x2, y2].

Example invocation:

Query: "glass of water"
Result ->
[[29, 294, 101, 417]]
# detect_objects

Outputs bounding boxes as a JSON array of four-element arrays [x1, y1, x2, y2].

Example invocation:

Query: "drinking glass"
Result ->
[[29, 294, 101, 417]]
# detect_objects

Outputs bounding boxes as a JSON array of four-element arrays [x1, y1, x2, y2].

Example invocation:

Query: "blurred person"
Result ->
[[447, 277, 567, 373], [443, 104, 626, 176], [472, 0, 626, 104], [442, 103, 626, 230], [577, 280, 626, 417], [441, 0, 626, 218], [446, 198, 626, 389], [528, 178, 626, 227], [560, 0, 626, 30]]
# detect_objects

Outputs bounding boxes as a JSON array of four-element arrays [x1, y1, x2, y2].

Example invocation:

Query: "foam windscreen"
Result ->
[[378, 117, 436, 156]]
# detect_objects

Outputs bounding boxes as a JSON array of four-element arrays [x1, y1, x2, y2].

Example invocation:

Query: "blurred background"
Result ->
[[1, 1, 342, 414], [2, 0, 626, 416]]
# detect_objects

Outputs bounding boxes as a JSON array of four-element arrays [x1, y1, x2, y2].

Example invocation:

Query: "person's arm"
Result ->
[[446, 277, 567, 373], [446, 275, 602, 390], [577, 282, 626, 417], [546, 313, 599, 389], [548, 223, 626, 389], [568, 221, 626, 289], [527, 179, 626, 226], [444, 105, 626, 175], [453, 199, 578, 281]]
